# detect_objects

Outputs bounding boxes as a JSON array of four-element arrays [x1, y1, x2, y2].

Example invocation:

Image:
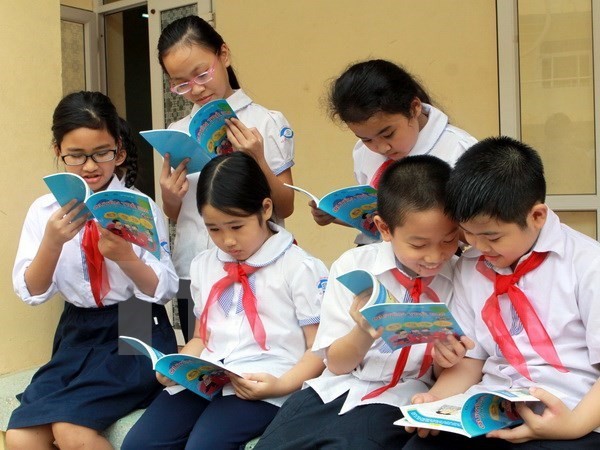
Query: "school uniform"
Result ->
[[256, 242, 454, 450], [122, 223, 328, 450], [404, 208, 600, 450], [9, 175, 178, 431], [169, 89, 295, 339], [353, 103, 476, 245]]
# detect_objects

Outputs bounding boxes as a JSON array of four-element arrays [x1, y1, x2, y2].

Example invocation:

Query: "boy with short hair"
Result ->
[[255, 155, 471, 449], [404, 136, 600, 449]]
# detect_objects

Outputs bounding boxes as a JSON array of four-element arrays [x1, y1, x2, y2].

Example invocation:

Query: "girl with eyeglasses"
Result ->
[[7, 91, 178, 450], [157, 15, 296, 343]]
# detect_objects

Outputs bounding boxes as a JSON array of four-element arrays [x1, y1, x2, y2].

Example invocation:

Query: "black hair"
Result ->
[[51, 91, 137, 187], [197, 152, 270, 218], [377, 155, 452, 230], [445, 136, 546, 227], [158, 15, 240, 90], [118, 116, 138, 188], [328, 59, 431, 124]]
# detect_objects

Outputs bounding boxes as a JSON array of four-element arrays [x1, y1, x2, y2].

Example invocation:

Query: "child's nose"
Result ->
[[82, 156, 99, 170], [190, 82, 206, 95], [223, 234, 236, 246], [376, 140, 392, 154]]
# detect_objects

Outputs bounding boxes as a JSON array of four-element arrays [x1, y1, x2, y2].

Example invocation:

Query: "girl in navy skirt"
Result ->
[[122, 152, 328, 450], [7, 91, 178, 450]]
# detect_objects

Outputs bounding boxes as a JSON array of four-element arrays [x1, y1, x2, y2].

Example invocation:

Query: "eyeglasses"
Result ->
[[169, 58, 216, 95], [61, 149, 118, 166]]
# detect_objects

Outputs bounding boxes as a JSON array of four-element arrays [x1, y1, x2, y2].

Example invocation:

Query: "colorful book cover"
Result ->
[[285, 183, 379, 239], [139, 99, 237, 173], [337, 269, 464, 350], [395, 388, 552, 437], [120, 336, 238, 401], [43, 173, 161, 260]]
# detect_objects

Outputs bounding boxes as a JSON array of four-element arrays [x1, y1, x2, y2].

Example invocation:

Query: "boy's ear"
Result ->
[[374, 215, 393, 242], [529, 203, 548, 231], [261, 198, 273, 221], [219, 43, 231, 68]]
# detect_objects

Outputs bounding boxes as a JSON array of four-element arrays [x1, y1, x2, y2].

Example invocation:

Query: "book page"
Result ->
[[283, 183, 320, 205]]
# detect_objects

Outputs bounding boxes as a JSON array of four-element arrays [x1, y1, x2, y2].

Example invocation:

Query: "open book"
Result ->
[[120, 336, 241, 400], [140, 99, 237, 173], [337, 269, 463, 350], [395, 388, 548, 437], [43, 173, 161, 259], [285, 183, 379, 239]]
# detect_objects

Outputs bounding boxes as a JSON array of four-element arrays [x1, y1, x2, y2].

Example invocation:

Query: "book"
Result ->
[[337, 269, 464, 350], [140, 99, 237, 173], [119, 336, 240, 400], [284, 183, 380, 239], [43, 172, 161, 259], [394, 388, 550, 437]]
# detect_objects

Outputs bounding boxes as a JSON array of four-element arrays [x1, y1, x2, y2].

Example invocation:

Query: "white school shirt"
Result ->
[[13, 175, 178, 307], [169, 89, 295, 279], [189, 223, 328, 407], [306, 242, 454, 414], [453, 208, 600, 411], [352, 104, 477, 245]]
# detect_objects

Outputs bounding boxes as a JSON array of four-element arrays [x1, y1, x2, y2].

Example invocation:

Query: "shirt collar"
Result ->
[[216, 222, 294, 267], [226, 89, 252, 113], [409, 103, 449, 156]]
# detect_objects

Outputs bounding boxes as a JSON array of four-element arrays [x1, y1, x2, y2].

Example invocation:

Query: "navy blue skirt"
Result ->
[[8, 298, 177, 431]]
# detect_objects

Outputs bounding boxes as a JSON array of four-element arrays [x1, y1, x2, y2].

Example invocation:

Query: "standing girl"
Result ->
[[7, 91, 178, 450], [311, 59, 477, 245], [157, 15, 296, 341], [122, 152, 327, 450]]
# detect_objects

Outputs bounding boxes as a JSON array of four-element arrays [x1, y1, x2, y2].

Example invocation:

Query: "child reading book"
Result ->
[[309, 59, 477, 245], [6, 91, 178, 450], [255, 155, 472, 449], [156, 15, 296, 342], [121, 152, 327, 450], [402, 136, 600, 449]]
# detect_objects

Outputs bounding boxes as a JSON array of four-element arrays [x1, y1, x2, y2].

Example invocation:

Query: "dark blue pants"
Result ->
[[256, 387, 410, 449], [402, 430, 600, 449], [122, 388, 279, 450]]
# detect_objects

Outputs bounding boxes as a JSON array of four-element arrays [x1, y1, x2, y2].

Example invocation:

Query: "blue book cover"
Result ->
[[337, 269, 464, 350], [120, 336, 241, 401], [140, 99, 237, 174], [43, 173, 162, 260], [285, 184, 380, 240]]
